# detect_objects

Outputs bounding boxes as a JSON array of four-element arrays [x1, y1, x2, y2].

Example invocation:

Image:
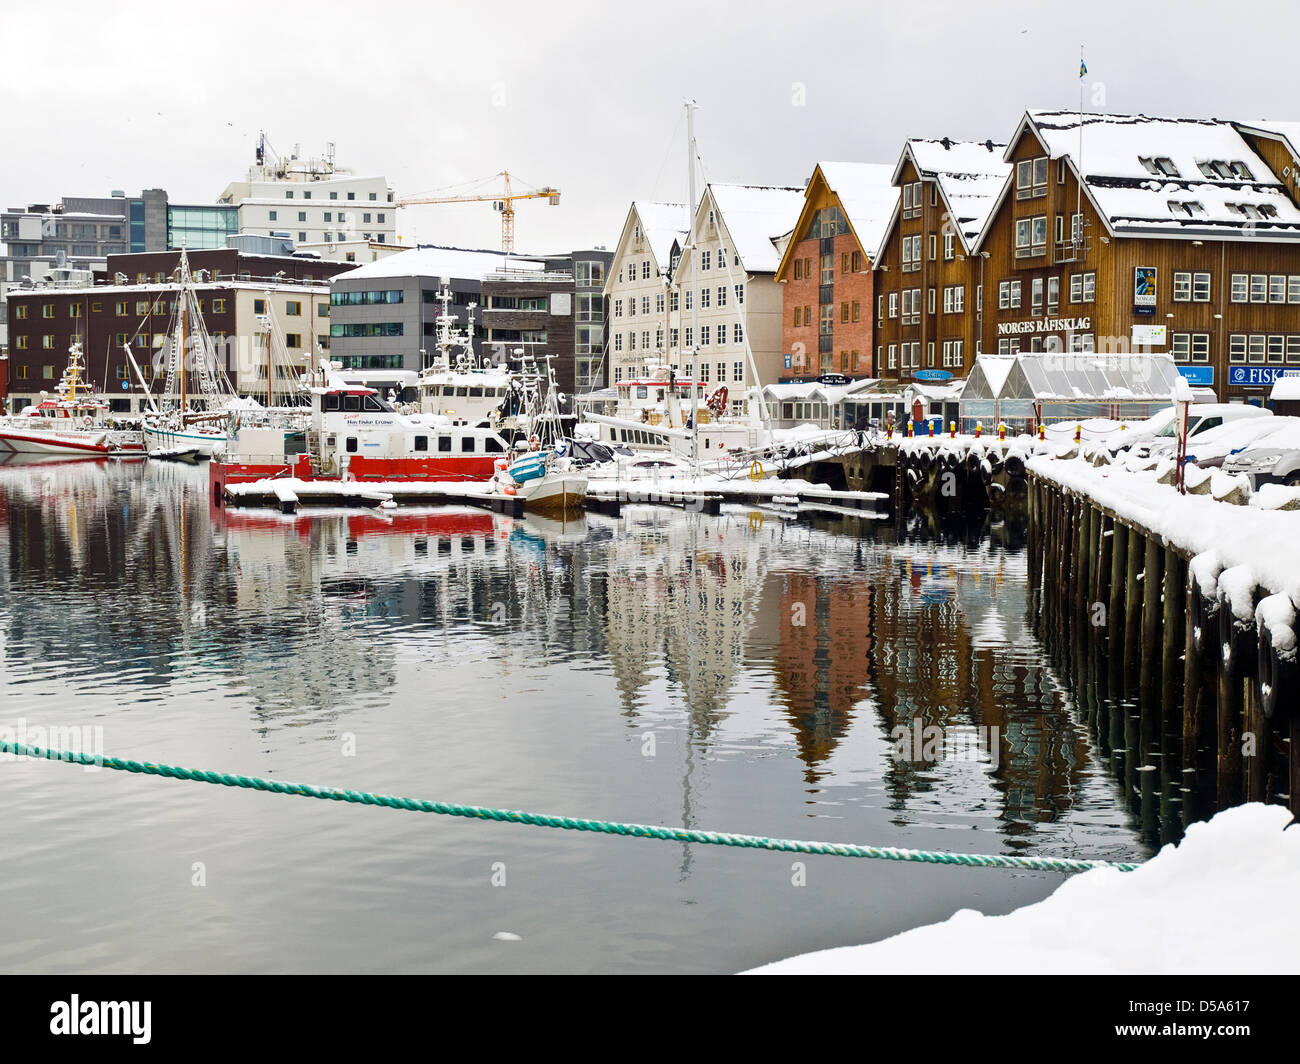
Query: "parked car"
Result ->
[[1220, 422, 1300, 488], [1134, 403, 1272, 457], [1182, 416, 1300, 469]]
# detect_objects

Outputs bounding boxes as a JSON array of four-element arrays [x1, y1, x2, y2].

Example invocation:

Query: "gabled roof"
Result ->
[[987, 110, 1300, 243], [702, 183, 806, 274], [629, 200, 690, 273], [775, 162, 897, 278], [1235, 120, 1300, 163], [811, 162, 898, 257], [871, 138, 1010, 261]]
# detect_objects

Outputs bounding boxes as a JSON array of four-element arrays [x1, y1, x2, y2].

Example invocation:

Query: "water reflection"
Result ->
[[0, 462, 1158, 972]]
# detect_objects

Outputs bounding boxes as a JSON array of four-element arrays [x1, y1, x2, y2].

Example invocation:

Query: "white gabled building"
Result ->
[[669, 183, 805, 411], [604, 201, 690, 385]]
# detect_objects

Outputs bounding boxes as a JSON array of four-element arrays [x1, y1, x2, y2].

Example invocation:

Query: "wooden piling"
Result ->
[[1140, 534, 1163, 700]]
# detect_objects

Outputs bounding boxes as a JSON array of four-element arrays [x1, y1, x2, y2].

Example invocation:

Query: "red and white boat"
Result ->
[[210, 360, 514, 496], [0, 340, 138, 456]]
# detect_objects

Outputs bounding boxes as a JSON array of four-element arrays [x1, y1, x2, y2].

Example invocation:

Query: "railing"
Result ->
[[482, 269, 574, 284]]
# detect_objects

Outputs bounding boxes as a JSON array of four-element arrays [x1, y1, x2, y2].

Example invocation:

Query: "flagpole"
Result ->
[[1077, 45, 1084, 251]]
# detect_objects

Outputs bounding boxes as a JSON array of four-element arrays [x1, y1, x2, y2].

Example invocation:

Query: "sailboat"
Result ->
[[140, 249, 247, 457]]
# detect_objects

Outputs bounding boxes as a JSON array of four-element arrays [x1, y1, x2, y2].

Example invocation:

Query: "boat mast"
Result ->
[[686, 99, 699, 468]]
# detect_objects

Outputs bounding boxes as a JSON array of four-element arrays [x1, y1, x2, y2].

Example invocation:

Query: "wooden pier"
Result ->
[[1028, 471, 1299, 825]]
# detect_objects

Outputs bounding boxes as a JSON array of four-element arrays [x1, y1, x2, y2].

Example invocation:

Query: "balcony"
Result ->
[[481, 268, 573, 284]]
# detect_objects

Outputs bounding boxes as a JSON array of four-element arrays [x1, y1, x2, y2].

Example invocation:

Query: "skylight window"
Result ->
[[1167, 201, 1207, 219], [1140, 156, 1180, 178], [1228, 203, 1264, 220]]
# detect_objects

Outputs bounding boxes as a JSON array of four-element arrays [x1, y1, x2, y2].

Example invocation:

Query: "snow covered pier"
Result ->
[[222, 478, 527, 517], [1026, 454, 1300, 820]]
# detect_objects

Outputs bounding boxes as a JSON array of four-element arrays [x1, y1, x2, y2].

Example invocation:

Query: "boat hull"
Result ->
[[0, 429, 110, 456], [143, 426, 224, 456], [517, 473, 588, 515]]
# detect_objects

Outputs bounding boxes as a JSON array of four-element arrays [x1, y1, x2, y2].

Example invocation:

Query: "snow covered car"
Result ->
[[1132, 403, 1272, 458], [1181, 415, 1300, 469], [1220, 420, 1300, 487]]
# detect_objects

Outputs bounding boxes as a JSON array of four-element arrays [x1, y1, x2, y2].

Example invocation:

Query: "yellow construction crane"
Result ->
[[395, 171, 560, 253]]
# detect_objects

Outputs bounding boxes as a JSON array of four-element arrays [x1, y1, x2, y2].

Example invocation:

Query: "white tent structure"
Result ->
[[960, 353, 1184, 429]]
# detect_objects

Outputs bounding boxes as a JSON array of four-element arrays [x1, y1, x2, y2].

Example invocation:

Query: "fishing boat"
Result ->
[[0, 339, 134, 456], [209, 357, 513, 497], [486, 357, 587, 514], [414, 285, 514, 425]]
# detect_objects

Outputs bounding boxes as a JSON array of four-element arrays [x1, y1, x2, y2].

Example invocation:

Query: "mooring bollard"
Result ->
[[999, 423, 1006, 441], [907, 420, 914, 438], [1038, 423, 1046, 441], [975, 422, 982, 438], [928, 420, 934, 438], [1075, 424, 1082, 444], [949, 421, 956, 439]]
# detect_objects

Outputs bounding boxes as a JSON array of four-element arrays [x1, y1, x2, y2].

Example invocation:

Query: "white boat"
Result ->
[[488, 358, 587, 513], [0, 340, 130, 456]]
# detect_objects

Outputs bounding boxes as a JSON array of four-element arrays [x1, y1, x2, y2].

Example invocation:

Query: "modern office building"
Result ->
[[326, 246, 546, 399]]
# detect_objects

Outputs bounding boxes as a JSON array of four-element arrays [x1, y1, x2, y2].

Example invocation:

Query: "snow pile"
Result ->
[[746, 804, 1300, 974], [1256, 594, 1297, 658]]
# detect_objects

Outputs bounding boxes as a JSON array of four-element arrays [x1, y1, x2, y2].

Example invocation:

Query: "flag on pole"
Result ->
[[1079, 55, 1087, 78]]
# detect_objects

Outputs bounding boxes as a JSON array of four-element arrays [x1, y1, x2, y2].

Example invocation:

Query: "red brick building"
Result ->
[[774, 163, 896, 380]]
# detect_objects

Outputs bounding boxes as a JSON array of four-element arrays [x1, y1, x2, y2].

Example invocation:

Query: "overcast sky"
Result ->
[[4, 0, 1297, 257]]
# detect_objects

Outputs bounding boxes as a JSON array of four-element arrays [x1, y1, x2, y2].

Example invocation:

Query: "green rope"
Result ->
[[0, 740, 1139, 873]]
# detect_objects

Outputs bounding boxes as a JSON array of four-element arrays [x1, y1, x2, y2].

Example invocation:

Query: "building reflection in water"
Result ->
[[0, 462, 1126, 849]]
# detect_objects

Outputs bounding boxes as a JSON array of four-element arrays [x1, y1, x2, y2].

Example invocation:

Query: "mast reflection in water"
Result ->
[[0, 460, 1150, 974]]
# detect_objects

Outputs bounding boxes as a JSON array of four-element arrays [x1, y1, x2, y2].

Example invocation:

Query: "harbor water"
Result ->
[[0, 458, 1157, 973]]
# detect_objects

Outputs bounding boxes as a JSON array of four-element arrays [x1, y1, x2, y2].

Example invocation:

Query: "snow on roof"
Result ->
[[334, 245, 545, 282], [707, 184, 806, 273], [962, 352, 1183, 403], [905, 139, 1012, 249], [1025, 111, 1300, 238], [1270, 372, 1300, 401], [631, 200, 690, 272], [1237, 120, 1300, 160], [814, 162, 898, 258]]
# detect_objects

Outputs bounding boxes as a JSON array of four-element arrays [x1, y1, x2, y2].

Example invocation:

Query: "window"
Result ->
[[1016, 216, 1047, 257], [1231, 274, 1249, 302], [717, 285, 727, 307], [285, 334, 302, 348], [734, 283, 744, 304], [701, 250, 711, 271], [851, 300, 860, 322], [1268, 334, 1285, 363], [136, 301, 149, 315], [943, 232, 954, 260], [902, 234, 921, 272], [269, 210, 278, 221], [1289, 276, 1300, 304], [928, 234, 937, 261], [902, 181, 923, 220], [1031, 277, 1044, 315], [285, 301, 302, 316], [820, 253, 833, 284], [888, 344, 897, 370], [1191, 333, 1210, 363], [1010, 280, 1022, 308], [254, 299, 267, 315], [15, 336, 27, 350], [1269, 275, 1286, 303], [888, 292, 898, 318], [348, 192, 356, 200], [298, 232, 307, 243], [1173, 272, 1191, 302], [1250, 274, 1267, 303], [212, 298, 226, 314], [297, 211, 307, 222], [942, 339, 964, 367], [700, 288, 710, 309], [1193, 272, 1211, 302], [1249, 334, 1266, 363], [1016, 156, 1048, 198], [820, 304, 834, 334], [841, 301, 850, 323], [1229, 334, 1247, 362], [1171, 332, 1190, 361], [734, 360, 744, 380]]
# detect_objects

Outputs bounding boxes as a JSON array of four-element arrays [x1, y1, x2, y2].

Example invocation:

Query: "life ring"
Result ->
[[529, 434, 540, 451], [1257, 618, 1296, 721], [748, 459, 764, 482], [82, 416, 94, 430]]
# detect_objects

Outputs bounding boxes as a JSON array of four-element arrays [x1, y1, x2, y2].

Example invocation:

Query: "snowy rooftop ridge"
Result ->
[[905, 138, 1012, 250], [1016, 110, 1300, 239], [630, 200, 691, 273], [705, 183, 807, 274], [813, 162, 899, 261]]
